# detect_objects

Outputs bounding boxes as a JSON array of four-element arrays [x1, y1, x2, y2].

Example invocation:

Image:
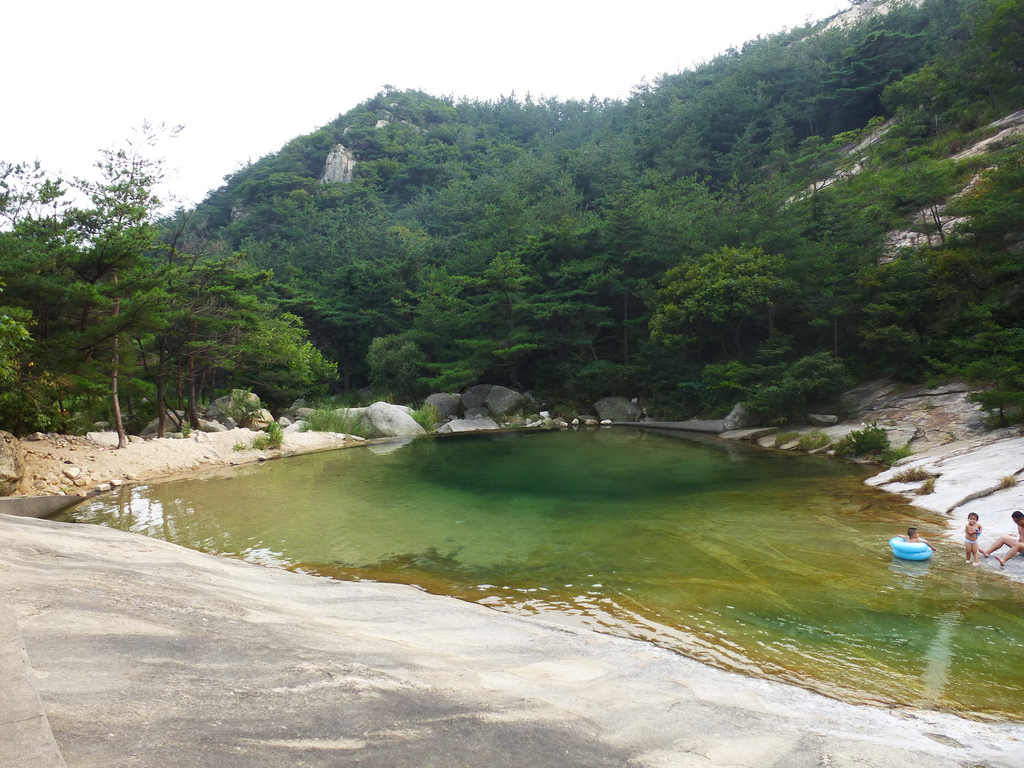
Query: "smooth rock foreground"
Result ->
[[2, 515, 1023, 768]]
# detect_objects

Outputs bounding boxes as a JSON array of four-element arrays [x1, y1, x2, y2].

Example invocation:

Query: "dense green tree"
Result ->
[[651, 247, 789, 361]]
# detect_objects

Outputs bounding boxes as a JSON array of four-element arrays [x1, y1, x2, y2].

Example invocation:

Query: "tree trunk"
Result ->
[[156, 337, 167, 438], [110, 273, 128, 450], [187, 320, 200, 429], [341, 336, 351, 392], [176, 363, 184, 414], [930, 204, 946, 244], [623, 291, 630, 364]]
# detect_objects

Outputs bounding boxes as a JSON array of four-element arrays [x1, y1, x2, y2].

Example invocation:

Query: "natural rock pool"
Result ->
[[61, 428, 1024, 718]]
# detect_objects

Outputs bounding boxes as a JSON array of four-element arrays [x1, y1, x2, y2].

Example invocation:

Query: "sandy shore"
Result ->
[[15, 427, 364, 497]]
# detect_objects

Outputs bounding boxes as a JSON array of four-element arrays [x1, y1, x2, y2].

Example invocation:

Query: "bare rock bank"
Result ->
[[3, 514, 1023, 768]]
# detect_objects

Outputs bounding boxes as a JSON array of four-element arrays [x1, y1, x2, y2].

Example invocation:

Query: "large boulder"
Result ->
[[360, 402, 426, 438], [723, 402, 760, 430], [425, 393, 464, 420], [593, 396, 642, 423], [241, 409, 274, 431], [461, 385, 492, 411], [484, 385, 528, 419], [206, 392, 261, 425], [807, 413, 839, 426], [139, 410, 187, 437], [0, 431, 25, 496], [203, 395, 235, 424]]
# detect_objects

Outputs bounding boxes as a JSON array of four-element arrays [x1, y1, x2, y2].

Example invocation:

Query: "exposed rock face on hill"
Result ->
[[848, 379, 987, 453], [320, 144, 357, 184], [823, 0, 924, 31]]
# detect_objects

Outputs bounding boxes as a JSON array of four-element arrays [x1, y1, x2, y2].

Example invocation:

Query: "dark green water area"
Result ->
[[61, 428, 1024, 719]]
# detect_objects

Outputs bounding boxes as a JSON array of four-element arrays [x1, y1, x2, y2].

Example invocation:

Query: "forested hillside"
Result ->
[[2, 0, 1023, 437]]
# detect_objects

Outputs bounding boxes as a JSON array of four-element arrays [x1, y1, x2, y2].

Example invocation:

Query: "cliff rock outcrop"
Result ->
[[320, 144, 357, 184]]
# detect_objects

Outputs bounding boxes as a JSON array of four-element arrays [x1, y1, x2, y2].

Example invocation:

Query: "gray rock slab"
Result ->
[[0, 589, 66, 768], [438, 418, 500, 433], [720, 427, 779, 441], [623, 420, 725, 433], [867, 435, 1024, 515], [85, 431, 120, 447], [2, 516, 1022, 768], [0, 496, 84, 519]]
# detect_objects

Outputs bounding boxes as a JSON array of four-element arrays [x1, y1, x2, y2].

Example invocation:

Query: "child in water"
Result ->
[[964, 513, 983, 565], [900, 527, 935, 552]]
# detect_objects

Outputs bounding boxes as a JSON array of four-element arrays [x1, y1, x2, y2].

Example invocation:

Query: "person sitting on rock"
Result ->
[[982, 510, 1024, 566]]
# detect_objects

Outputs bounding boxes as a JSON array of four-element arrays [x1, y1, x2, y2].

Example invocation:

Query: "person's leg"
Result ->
[[995, 541, 1024, 566], [970, 541, 980, 564], [965, 541, 973, 563], [982, 535, 1016, 557]]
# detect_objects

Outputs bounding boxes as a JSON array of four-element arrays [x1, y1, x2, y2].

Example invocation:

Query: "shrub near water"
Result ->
[[832, 423, 890, 458]]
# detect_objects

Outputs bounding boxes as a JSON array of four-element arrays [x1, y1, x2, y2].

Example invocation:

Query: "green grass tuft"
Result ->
[[250, 422, 284, 450], [774, 431, 800, 447], [411, 404, 441, 432], [893, 466, 930, 483], [300, 408, 367, 437], [797, 431, 830, 451]]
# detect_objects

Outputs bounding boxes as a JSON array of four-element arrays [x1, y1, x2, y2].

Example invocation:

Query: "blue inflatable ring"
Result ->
[[890, 536, 932, 560]]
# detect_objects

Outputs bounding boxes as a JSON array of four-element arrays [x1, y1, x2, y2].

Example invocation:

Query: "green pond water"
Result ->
[[62, 428, 1024, 718]]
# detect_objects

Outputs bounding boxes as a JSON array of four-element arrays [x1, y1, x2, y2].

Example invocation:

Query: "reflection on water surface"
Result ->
[[63, 428, 1024, 718]]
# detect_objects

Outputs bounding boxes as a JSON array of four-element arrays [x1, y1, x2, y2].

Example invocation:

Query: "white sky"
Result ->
[[5, 0, 849, 210]]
